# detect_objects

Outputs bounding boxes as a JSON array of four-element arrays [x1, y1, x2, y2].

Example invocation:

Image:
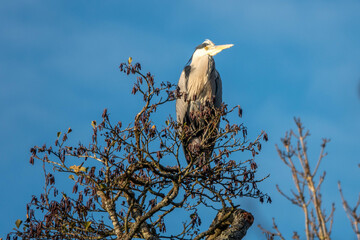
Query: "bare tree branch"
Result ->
[[259, 118, 333, 240], [338, 181, 360, 240]]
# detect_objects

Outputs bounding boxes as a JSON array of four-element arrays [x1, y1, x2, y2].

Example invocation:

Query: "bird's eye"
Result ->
[[204, 46, 209, 50]]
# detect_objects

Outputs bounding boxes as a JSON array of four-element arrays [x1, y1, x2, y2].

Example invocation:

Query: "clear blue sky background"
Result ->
[[1, 1, 360, 239]]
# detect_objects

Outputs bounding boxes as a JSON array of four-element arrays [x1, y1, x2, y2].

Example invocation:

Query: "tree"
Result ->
[[7, 60, 270, 240], [259, 118, 360, 240]]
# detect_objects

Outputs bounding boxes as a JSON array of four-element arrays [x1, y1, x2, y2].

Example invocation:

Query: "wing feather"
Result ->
[[176, 66, 190, 124], [213, 70, 222, 108]]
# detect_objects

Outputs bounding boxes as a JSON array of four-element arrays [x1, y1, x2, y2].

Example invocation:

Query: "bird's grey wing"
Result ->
[[213, 70, 222, 108], [176, 67, 192, 163], [176, 71, 189, 123], [176, 67, 190, 124]]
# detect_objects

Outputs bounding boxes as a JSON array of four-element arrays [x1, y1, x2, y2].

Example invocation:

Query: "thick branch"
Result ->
[[97, 191, 123, 239], [205, 208, 253, 240]]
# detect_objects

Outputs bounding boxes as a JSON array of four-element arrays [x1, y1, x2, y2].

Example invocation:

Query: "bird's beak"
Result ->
[[208, 44, 234, 56]]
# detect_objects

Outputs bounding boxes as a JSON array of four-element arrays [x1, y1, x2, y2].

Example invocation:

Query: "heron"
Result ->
[[176, 39, 233, 164]]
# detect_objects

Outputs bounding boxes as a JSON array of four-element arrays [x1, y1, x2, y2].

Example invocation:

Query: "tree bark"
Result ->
[[97, 191, 123, 239], [206, 208, 254, 240]]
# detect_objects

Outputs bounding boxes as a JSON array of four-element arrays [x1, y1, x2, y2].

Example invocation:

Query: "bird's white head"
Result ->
[[192, 39, 234, 59]]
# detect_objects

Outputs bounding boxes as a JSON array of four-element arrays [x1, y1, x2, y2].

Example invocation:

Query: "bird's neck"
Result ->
[[188, 56, 212, 100], [189, 55, 211, 78], [190, 55, 210, 68]]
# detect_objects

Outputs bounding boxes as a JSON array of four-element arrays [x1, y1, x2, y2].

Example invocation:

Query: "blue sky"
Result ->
[[1, 1, 360, 239]]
